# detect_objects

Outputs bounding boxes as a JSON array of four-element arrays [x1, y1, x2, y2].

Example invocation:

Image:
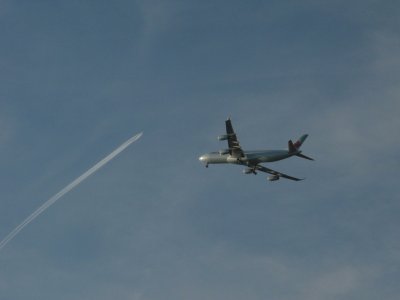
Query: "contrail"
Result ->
[[0, 132, 143, 251]]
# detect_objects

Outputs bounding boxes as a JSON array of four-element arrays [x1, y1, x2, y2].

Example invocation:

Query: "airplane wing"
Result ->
[[255, 164, 304, 181], [225, 118, 245, 158]]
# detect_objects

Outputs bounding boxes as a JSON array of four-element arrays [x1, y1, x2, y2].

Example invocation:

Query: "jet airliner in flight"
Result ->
[[199, 119, 313, 181]]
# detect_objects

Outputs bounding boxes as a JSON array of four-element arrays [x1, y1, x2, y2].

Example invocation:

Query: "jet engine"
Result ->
[[267, 175, 280, 181], [217, 134, 228, 141], [243, 167, 257, 175], [219, 149, 230, 155]]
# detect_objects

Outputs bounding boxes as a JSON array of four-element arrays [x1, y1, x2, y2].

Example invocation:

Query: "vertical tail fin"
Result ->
[[293, 134, 308, 149], [288, 140, 297, 153], [290, 134, 314, 160]]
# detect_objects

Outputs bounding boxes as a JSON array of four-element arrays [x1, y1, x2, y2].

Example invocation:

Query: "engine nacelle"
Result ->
[[219, 149, 230, 155], [218, 134, 228, 141], [268, 175, 280, 181]]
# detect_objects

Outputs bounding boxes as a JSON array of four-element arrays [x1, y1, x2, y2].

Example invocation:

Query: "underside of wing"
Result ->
[[255, 165, 304, 181], [225, 118, 245, 158]]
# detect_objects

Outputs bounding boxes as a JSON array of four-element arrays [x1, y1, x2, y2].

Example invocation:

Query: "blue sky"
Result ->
[[1, 1, 399, 299]]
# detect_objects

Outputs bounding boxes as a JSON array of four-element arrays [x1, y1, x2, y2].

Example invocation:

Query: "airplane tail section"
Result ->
[[296, 153, 314, 161], [288, 140, 297, 153], [293, 134, 308, 149], [288, 134, 314, 160]]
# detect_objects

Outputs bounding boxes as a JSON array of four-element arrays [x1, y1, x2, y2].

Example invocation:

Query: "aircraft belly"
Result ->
[[261, 156, 284, 162], [246, 151, 290, 163], [212, 157, 229, 164], [207, 154, 229, 164], [259, 154, 290, 162]]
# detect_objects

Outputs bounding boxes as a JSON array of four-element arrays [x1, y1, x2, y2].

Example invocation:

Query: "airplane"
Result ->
[[198, 118, 313, 181]]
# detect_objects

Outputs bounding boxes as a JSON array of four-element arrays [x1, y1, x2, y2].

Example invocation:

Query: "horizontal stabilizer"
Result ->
[[296, 153, 314, 161]]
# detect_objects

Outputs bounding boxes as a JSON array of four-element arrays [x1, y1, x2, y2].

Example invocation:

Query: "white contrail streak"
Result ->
[[0, 132, 143, 251]]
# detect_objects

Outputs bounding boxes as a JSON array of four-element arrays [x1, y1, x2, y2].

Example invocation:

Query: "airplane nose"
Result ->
[[199, 155, 205, 162]]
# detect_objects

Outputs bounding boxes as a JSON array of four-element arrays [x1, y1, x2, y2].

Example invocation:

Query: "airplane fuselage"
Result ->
[[199, 118, 312, 181], [199, 149, 295, 166]]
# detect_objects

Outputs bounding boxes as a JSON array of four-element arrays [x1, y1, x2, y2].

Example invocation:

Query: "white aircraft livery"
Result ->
[[199, 118, 313, 181]]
